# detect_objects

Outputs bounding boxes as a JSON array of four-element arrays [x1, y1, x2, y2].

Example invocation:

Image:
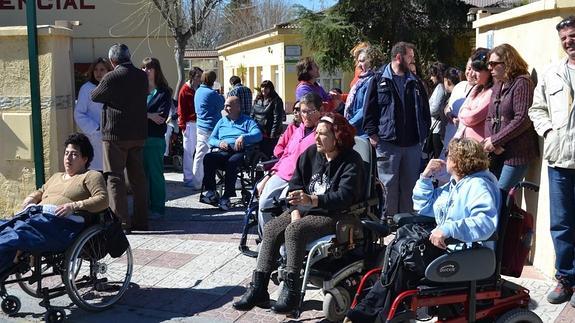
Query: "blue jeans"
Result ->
[[375, 142, 421, 217], [498, 164, 529, 192], [202, 150, 245, 199], [548, 167, 575, 285]]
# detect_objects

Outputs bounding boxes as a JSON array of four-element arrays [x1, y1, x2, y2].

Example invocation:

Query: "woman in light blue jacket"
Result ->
[[347, 137, 500, 323], [413, 137, 500, 246]]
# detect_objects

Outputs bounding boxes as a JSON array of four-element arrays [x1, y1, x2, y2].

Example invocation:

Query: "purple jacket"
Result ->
[[485, 75, 539, 166], [272, 123, 316, 181], [295, 81, 330, 102]]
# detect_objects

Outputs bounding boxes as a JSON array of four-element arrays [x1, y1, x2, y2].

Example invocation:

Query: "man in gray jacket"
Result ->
[[529, 16, 575, 307], [91, 43, 149, 232]]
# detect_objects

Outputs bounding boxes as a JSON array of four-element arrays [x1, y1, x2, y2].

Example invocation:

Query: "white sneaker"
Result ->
[[218, 197, 231, 211]]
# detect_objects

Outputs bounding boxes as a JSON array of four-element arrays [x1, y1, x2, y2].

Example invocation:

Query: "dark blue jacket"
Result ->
[[363, 63, 431, 146], [146, 87, 173, 138]]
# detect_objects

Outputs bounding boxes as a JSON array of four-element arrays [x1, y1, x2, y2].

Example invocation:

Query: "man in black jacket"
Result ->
[[363, 42, 431, 218], [91, 43, 149, 231]]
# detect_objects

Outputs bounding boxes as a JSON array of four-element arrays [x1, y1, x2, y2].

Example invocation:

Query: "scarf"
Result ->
[[344, 70, 374, 119]]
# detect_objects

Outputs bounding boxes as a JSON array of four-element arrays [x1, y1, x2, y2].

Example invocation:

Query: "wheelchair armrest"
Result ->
[[425, 247, 496, 283], [336, 218, 363, 245], [361, 220, 390, 237], [393, 213, 436, 226], [256, 158, 278, 172]]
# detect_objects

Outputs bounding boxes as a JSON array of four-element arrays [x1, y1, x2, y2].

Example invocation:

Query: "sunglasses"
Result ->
[[488, 61, 505, 68], [556, 17, 575, 31]]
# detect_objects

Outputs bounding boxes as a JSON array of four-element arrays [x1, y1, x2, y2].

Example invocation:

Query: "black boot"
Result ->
[[233, 271, 271, 310], [272, 271, 302, 313]]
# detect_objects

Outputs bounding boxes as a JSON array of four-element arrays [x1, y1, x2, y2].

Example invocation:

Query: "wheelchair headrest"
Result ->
[[353, 136, 375, 200]]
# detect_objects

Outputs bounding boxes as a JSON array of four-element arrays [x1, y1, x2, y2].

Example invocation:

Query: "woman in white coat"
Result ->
[[74, 58, 112, 171]]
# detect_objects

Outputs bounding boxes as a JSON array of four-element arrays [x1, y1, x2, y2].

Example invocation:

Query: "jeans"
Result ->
[[498, 164, 529, 192], [548, 166, 575, 285], [257, 174, 289, 236], [375, 142, 421, 217]]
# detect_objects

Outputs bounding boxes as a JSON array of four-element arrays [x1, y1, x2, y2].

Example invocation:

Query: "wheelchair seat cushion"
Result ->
[[424, 246, 496, 283]]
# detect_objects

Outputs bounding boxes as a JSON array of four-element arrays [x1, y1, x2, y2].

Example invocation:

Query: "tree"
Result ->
[[150, 0, 223, 97], [297, 0, 471, 74]]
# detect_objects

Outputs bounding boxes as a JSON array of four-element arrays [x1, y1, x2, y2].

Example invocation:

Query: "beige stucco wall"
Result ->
[[0, 25, 75, 215], [473, 0, 575, 278], [0, 1, 177, 90]]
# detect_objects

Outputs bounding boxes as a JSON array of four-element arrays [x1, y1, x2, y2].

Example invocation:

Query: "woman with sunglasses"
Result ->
[[483, 44, 539, 191], [454, 48, 493, 143]]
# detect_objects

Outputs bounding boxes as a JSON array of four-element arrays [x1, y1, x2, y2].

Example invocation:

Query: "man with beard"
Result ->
[[529, 15, 575, 307], [363, 42, 431, 218]]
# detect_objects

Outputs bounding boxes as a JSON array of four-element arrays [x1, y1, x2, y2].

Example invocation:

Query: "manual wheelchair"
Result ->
[[0, 207, 133, 323], [199, 144, 269, 209], [351, 181, 542, 323]]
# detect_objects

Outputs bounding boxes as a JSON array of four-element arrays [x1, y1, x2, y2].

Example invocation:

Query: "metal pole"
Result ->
[[26, 1, 45, 188]]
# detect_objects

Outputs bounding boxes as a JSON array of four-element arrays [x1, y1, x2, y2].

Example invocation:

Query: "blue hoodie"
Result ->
[[412, 170, 500, 243]]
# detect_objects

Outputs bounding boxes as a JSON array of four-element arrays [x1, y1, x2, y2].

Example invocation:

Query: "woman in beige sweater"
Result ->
[[0, 133, 108, 271]]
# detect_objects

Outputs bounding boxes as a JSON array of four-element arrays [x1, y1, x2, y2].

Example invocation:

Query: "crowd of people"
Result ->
[[9, 14, 566, 319]]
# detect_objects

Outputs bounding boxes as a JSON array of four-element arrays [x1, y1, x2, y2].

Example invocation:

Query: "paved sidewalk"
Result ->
[[0, 172, 571, 322]]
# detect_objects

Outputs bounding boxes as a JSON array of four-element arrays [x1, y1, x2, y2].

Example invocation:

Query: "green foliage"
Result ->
[[297, 0, 472, 73]]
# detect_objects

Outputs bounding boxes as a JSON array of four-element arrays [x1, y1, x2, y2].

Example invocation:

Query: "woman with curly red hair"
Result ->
[[233, 112, 365, 313]]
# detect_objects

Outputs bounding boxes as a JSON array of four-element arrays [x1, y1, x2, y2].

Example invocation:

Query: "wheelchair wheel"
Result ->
[[63, 224, 133, 312], [323, 286, 351, 322], [495, 308, 542, 323], [1, 295, 21, 315], [172, 155, 183, 172], [44, 308, 66, 323], [16, 255, 66, 298]]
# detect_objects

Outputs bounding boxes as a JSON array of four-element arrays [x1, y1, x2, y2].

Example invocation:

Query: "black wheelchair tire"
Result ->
[[495, 308, 542, 323], [63, 224, 133, 312], [323, 286, 351, 322]]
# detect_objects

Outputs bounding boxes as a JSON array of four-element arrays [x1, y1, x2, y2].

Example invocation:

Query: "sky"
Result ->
[[292, 0, 338, 11]]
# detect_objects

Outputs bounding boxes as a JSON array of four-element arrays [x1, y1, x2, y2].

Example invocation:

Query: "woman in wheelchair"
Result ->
[[346, 137, 500, 323], [256, 92, 322, 235], [233, 113, 365, 313], [0, 133, 108, 272]]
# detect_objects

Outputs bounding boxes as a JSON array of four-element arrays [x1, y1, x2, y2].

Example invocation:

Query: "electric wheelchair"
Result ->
[[263, 136, 388, 322], [0, 207, 133, 323], [351, 181, 542, 323]]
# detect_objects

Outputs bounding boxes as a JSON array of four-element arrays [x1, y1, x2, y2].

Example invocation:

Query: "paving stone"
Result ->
[[131, 266, 177, 287], [148, 252, 198, 269], [137, 237, 185, 252]]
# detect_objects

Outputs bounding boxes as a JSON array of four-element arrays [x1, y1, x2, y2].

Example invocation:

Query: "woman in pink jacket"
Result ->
[[455, 48, 493, 142], [257, 93, 322, 236]]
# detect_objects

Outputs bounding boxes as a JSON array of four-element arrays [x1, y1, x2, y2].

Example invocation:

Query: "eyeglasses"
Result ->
[[487, 61, 505, 68], [293, 108, 300, 113], [300, 109, 317, 116]]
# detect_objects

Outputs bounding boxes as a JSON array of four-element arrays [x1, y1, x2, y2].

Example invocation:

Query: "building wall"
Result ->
[[0, 0, 178, 90], [219, 31, 352, 112], [473, 0, 574, 278], [0, 26, 75, 215]]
